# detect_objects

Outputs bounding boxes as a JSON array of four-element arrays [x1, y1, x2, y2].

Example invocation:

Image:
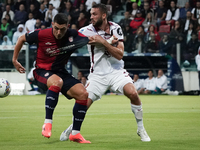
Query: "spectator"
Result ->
[[191, 1, 200, 21], [144, 33, 159, 53], [49, 0, 61, 10], [44, 3, 58, 27], [189, 0, 198, 8], [25, 12, 36, 32], [169, 20, 182, 41], [141, 2, 154, 18], [12, 24, 25, 45], [13, 4, 27, 26], [159, 34, 174, 54], [14, 0, 26, 11], [179, 2, 192, 20], [41, 23, 47, 29], [101, 0, 122, 15], [0, 18, 11, 39], [142, 12, 156, 32], [1, 4, 15, 21], [77, 71, 83, 81], [124, 24, 135, 53], [133, 74, 144, 94], [81, 76, 87, 86], [34, 19, 42, 29], [152, 69, 168, 94], [73, 0, 86, 9], [177, 0, 189, 8], [71, 24, 78, 30], [195, 48, 200, 89], [41, 0, 49, 9], [5, 0, 15, 11], [118, 11, 132, 33], [39, 3, 48, 21], [130, 2, 139, 19], [5, 14, 14, 29], [2, 35, 12, 45], [142, 69, 156, 94], [25, 0, 40, 12], [132, 25, 146, 53], [145, 25, 160, 43], [184, 22, 195, 43], [182, 11, 194, 32], [185, 33, 200, 62], [85, 0, 100, 12], [155, 0, 167, 29], [162, 0, 180, 27], [130, 10, 145, 34], [73, 3, 87, 21], [150, 0, 159, 11], [76, 12, 89, 29], [28, 4, 41, 19], [126, 0, 142, 12], [59, 1, 74, 22]]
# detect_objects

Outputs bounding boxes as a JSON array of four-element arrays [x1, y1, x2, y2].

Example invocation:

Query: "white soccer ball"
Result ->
[[0, 78, 11, 98]]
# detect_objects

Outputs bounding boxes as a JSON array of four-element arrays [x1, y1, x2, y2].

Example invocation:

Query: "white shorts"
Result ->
[[86, 69, 133, 101]]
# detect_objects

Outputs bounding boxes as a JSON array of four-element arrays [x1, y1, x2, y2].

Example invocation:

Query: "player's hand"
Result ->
[[13, 60, 26, 73], [88, 35, 105, 44]]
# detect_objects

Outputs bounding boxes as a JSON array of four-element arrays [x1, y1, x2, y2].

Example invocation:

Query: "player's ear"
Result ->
[[102, 13, 106, 20], [51, 22, 54, 27]]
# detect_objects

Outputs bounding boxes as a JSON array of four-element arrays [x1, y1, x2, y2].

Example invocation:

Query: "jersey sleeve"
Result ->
[[113, 25, 124, 41], [25, 30, 40, 45]]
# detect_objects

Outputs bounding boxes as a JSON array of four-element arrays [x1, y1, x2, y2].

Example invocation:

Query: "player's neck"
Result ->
[[99, 20, 109, 32]]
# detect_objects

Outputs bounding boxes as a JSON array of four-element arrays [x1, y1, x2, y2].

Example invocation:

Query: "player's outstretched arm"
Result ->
[[12, 34, 26, 73], [88, 35, 124, 60]]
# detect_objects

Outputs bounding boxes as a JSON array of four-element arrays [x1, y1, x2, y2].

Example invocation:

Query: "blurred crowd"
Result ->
[[0, 0, 200, 65]]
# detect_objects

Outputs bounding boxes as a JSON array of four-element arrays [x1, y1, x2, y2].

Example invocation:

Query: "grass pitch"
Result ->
[[0, 95, 199, 150]]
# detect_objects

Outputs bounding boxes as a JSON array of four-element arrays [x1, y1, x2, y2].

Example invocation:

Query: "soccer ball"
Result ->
[[0, 78, 11, 98]]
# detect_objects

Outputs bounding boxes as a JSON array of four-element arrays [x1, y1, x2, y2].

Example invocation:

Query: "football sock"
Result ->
[[72, 100, 87, 134], [45, 85, 61, 120], [131, 103, 144, 130]]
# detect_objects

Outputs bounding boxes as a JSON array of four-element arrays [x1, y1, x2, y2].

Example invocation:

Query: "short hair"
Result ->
[[92, 3, 108, 17], [53, 13, 68, 25]]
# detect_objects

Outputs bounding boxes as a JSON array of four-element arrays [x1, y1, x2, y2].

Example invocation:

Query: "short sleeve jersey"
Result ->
[[79, 22, 124, 75], [25, 28, 88, 71]]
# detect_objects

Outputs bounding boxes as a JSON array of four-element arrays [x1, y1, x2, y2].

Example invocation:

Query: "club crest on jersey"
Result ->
[[69, 36, 73, 42]]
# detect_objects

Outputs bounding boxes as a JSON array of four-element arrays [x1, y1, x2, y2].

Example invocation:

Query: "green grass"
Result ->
[[0, 95, 200, 150]]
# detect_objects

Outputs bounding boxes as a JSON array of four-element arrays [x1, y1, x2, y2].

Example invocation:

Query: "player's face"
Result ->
[[52, 22, 68, 39], [90, 8, 105, 27]]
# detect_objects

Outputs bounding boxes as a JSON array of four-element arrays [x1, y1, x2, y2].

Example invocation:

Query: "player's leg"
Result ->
[[66, 83, 91, 143], [33, 69, 62, 138], [123, 83, 151, 142], [110, 69, 150, 141]]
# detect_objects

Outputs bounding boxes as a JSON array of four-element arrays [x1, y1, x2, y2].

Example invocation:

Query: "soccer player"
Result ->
[[12, 13, 91, 143], [60, 4, 151, 142]]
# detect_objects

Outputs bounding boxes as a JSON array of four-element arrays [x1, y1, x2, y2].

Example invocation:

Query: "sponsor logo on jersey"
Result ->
[[45, 42, 52, 45], [69, 36, 73, 42], [44, 72, 49, 77], [87, 28, 92, 32]]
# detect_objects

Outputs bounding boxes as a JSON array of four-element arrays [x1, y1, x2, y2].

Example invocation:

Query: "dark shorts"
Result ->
[[33, 69, 81, 99]]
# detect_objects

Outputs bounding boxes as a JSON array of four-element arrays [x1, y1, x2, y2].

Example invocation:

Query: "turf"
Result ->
[[0, 95, 199, 150]]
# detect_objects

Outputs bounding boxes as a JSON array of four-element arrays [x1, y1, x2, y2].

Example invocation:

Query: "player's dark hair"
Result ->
[[92, 3, 108, 18], [53, 13, 68, 25]]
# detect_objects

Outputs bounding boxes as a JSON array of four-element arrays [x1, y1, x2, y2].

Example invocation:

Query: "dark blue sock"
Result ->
[[45, 85, 61, 119], [72, 100, 87, 131]]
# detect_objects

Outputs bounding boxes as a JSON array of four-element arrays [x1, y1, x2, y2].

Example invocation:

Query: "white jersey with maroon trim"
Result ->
[[79, 21, 124, 75]]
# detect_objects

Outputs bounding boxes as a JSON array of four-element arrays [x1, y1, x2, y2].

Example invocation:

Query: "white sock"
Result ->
[[131, 103, 144, 130], [44, 119, 53, 124], [72, 130, 80, 135]]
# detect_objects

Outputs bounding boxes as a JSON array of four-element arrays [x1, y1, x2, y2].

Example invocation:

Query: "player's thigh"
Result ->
[[110, 69, 133, 94], [67, 83, 88, 100], [33, 69, 54, 91], [86, 74, 108, 101]]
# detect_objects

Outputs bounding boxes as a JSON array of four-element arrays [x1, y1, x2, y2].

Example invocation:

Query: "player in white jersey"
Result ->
[[142, 70, 156, 94], [60, 3, 150, 142]]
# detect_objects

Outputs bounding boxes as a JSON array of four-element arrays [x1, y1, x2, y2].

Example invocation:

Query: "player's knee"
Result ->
[[78, 89, 88, 100]]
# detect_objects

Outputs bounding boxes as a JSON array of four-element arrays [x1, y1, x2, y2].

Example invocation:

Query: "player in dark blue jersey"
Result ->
[[12, 13, 91, 143]]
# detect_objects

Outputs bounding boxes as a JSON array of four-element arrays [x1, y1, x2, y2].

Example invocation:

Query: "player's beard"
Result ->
[[93, 18, 103, 27]]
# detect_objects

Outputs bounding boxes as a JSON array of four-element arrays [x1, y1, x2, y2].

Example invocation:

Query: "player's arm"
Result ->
[[88, 35, 124, 60], [12, 34, 26, 73]]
